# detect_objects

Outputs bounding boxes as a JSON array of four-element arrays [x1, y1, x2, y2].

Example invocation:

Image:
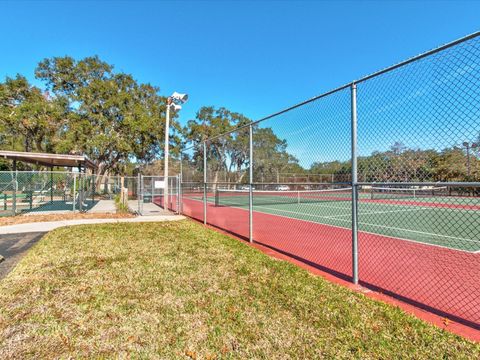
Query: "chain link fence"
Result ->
[[180, 32, 480, 329], [0, 171, 89, 215], [0, 171, 180, 216]]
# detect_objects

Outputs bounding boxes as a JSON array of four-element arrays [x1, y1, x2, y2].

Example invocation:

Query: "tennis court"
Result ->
[[212, 187, 480, 252]]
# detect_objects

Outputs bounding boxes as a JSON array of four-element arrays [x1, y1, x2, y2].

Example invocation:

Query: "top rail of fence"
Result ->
[[181, 31, 480, 149], [358, 182, 480, 187]]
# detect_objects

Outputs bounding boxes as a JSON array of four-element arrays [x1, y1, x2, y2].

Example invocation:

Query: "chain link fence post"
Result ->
[[137, 173, 142, 215], [249, 124, 254, 243], [72, 173, 77, 212], [80, 173, 84, 212], [179, 154, 183, 214], [351, 82, 359, 285], [12, 169, 17, 215], [176, 174, 180, 214], [203, 141, 207, 225]]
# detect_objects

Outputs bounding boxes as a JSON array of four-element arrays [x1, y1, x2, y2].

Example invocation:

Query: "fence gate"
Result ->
[[137, 175, 180, 215]]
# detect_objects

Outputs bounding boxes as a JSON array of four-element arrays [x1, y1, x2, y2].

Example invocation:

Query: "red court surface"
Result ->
[[180, 197, 480, 338]]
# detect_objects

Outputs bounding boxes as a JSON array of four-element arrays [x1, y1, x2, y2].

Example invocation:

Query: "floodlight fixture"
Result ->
[[170, 92, 189, 104]]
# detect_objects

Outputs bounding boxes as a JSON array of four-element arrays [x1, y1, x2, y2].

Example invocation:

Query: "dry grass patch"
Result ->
[[0, 220, 478, 359]]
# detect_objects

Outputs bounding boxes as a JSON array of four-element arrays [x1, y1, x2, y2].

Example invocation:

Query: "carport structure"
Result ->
[[0, 151, 97, 215], [0, 150, 96, 171]]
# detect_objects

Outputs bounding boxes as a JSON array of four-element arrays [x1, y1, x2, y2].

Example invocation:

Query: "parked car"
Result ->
[[276, 185, 290, 191]]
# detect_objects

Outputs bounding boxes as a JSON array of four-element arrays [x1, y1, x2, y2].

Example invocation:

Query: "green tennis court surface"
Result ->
[[209, 190, 480, 253]]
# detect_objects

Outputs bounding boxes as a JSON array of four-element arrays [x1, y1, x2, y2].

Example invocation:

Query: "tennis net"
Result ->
[[215, 187, 353, 207], [370, 186, 448, 200]]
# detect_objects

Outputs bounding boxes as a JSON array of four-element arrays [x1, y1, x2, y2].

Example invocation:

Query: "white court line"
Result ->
[[302, 198, 480, 212], [216, 194, 480, 213], [252, 205, 479, 244], [184, 197, 479, 254], [219, 198, 352, 212], [323, 206, 432, 219], [244, 200, 430, 219]]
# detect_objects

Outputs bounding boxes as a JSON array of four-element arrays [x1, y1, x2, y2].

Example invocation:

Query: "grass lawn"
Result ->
[[0, 220, 478, 358], [0, 212, 134, 227]]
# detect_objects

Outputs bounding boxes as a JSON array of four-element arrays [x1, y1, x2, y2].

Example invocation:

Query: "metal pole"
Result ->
[[176, 175, 180, 213], [77, 166, 82, 212], [467, 144, 471, 178], [50, 167, 54, 203], [12, 160, 17, 215], [92, 168, 95, 204], [137, 173, 141, 214], [169, 176, 172, 209], [164, 103, 171, 210], [249, 125, 254, 243], [203, 141, 207, 224], [80, 172, 83, 212], [179, 156, 183, 214], [73, 173, 76, 212], [351, 83, 359, 285]]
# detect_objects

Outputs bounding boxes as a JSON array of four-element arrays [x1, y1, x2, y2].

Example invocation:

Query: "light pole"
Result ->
[[164, 92, 188, 210], [463, 141, 478, 178]]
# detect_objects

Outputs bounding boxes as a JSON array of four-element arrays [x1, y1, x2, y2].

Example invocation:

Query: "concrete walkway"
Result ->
[[0, 214, 185, 235], [88, 200, 117, 213]]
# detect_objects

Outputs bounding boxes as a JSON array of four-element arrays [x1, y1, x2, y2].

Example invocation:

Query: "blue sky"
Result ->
[[1, 0, 479, 166]]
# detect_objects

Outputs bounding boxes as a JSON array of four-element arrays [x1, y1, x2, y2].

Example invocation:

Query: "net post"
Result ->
[[351, 82, 359, 285], [249, 124, 254, 243], [203, 141, 207, 225]]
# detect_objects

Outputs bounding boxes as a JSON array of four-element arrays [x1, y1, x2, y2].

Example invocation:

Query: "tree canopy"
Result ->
[[0, 56, 181, 175], [182, 106, 300, 184]]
